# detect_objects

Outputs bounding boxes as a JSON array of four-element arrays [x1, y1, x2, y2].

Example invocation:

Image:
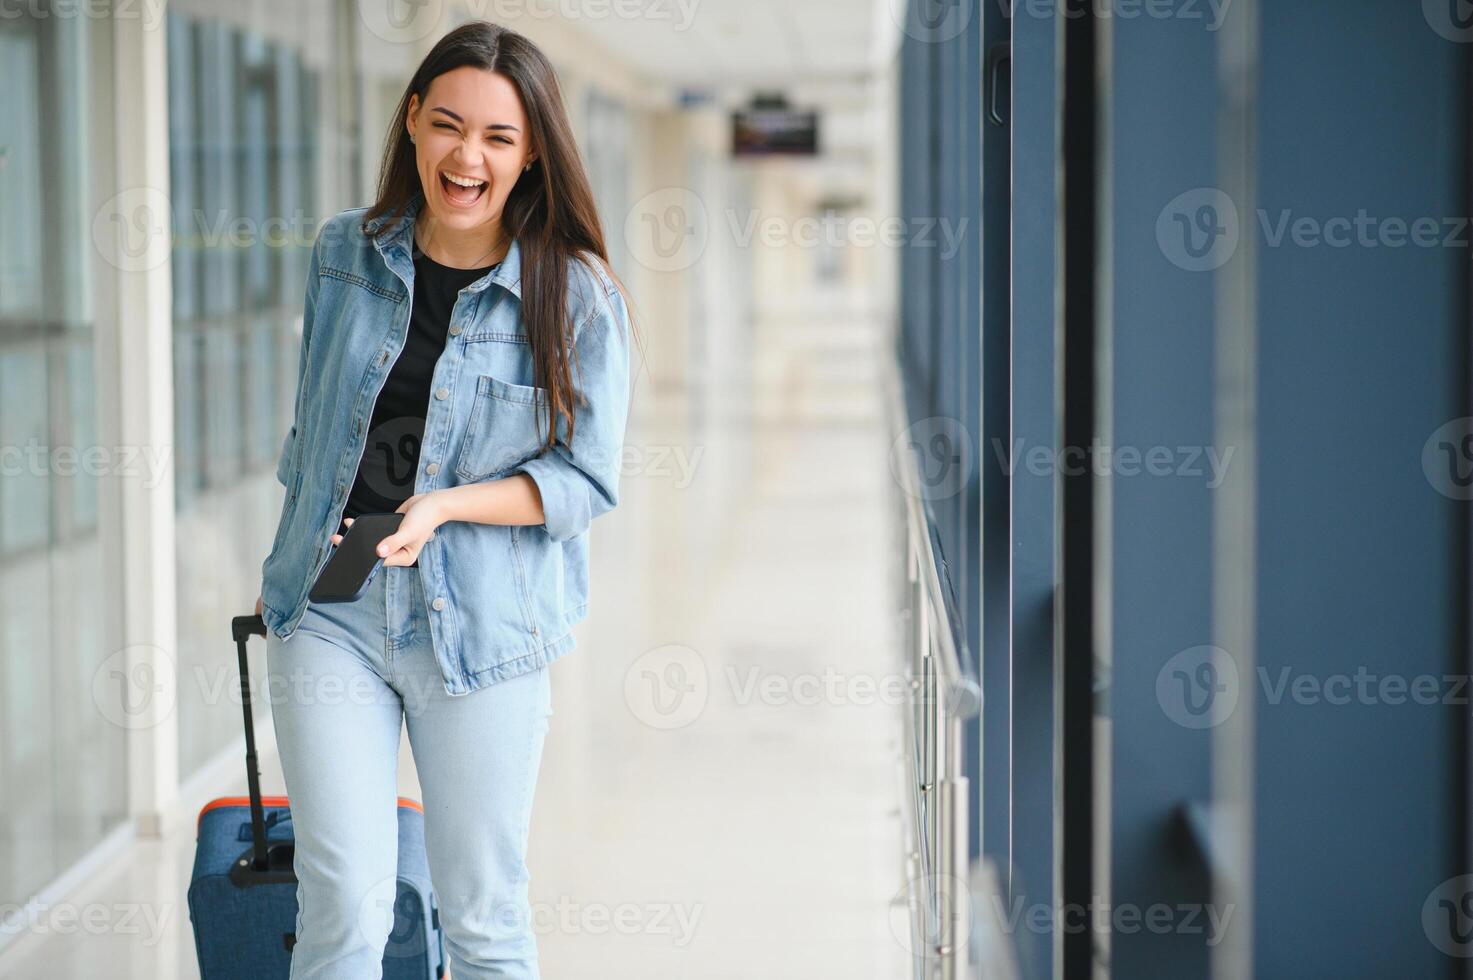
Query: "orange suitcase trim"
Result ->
[[198, 795, 425, 831]]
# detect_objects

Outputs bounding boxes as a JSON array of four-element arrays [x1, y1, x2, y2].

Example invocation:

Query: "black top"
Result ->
[[340, 250, 500, 561]]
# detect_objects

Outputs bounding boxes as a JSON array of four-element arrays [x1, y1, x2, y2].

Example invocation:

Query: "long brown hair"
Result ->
[[363, 21, 638, 451]]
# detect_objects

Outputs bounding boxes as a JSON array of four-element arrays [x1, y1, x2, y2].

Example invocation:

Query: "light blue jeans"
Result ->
[[265, 563, 552, 979]]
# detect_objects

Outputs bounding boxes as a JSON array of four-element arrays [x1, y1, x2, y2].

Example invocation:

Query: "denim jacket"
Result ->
[[259, 195, 632, 695]]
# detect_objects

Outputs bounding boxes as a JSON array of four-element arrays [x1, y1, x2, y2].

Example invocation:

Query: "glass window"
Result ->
[[0, 5, 123, 907], [166, 8, 327, 780]]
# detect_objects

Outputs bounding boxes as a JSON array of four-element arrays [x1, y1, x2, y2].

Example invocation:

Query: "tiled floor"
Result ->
[[0, 310, 908, 979]]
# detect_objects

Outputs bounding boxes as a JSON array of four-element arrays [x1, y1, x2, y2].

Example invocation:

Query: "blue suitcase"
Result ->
[[187, 614, 447, 979]]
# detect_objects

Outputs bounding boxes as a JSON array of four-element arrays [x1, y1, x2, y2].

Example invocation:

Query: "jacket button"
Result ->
[[425, 462, 439, 475], [434, 387, 449, 400], [432, 597, 446, 611], [529, 626, 539, 635], [448, 324, 462, 336]]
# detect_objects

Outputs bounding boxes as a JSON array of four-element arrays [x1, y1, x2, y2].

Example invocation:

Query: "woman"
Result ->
[[254, 21, 636, 979]]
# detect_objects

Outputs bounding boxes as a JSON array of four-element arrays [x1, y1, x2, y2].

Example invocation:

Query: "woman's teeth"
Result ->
[[440, 171, 487, 206]]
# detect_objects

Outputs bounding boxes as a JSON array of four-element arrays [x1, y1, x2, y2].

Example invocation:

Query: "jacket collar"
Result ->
[[365, 191, 523, 299]]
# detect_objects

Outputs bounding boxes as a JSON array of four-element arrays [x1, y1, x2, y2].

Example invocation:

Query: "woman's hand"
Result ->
[[329, 492, 447, 567]]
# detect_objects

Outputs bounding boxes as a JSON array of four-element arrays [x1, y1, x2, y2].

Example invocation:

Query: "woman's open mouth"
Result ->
[[439, 169, 487, 208]]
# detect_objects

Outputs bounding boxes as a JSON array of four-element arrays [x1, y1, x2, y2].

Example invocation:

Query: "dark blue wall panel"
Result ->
[[978, 0, 1012, 870], [1009, 6, 1055, 978], [1249, 3, 1468, 975], [1105, 10, 1223, 978]]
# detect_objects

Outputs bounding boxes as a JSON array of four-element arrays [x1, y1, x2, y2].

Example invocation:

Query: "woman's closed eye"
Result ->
[[432, 121, 512, 145]]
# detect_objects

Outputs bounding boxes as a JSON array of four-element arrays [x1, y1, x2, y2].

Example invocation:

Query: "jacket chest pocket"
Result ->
[[454, 374, 552, 482]]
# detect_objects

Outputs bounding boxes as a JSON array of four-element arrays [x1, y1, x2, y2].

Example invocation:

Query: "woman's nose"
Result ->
[[451, 138, 485, 169]]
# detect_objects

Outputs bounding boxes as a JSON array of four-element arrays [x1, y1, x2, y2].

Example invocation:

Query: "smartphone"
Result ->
[[308, 512, 405, 604]]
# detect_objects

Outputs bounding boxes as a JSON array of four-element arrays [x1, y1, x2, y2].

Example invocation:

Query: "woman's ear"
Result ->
[[405, 94, 420, 142]]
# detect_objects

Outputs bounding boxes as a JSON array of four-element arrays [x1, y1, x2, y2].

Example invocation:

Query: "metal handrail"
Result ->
[[884, 369, 983, 721], [882, 353, 980, 980], [920, 510, 982, 719]]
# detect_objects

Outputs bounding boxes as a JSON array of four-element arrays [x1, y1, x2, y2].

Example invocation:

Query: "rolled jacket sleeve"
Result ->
[[516, 271, 633, 543], [276, 234, 323, 488]]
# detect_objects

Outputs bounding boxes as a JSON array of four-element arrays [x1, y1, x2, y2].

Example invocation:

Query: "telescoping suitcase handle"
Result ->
[[229, 614, 296, 887]]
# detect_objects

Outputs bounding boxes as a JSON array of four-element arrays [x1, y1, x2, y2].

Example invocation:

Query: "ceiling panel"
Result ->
[[562, 0, 890, 87]]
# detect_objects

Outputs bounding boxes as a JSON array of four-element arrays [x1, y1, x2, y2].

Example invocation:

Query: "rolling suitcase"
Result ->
[[186, 614, 448, 979]]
